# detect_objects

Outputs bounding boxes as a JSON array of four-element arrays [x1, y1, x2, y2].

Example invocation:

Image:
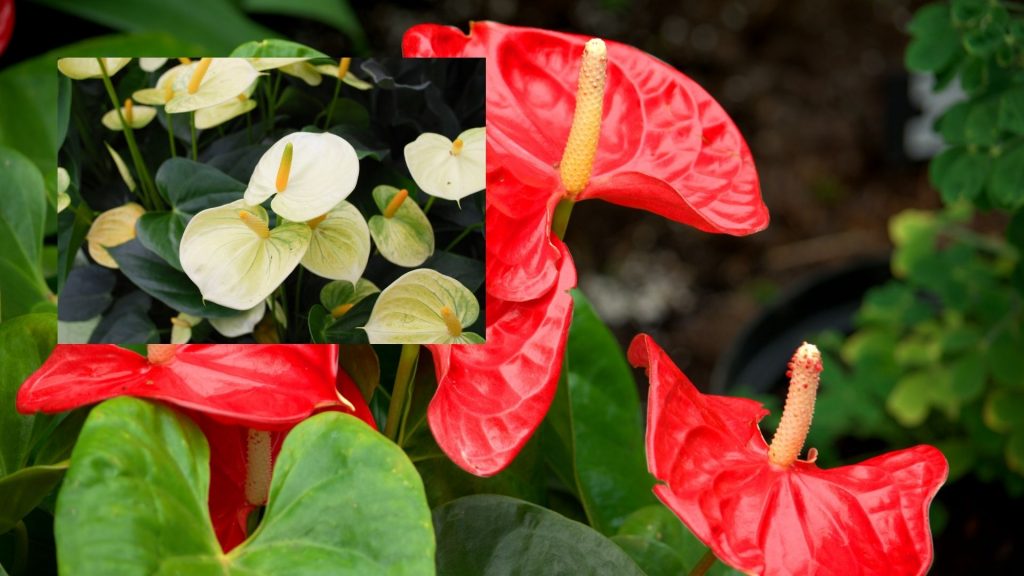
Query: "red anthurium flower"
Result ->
[[426, 237, 577, 476], [17, 344, 375, 552], [630, 334, 948, 576], [17, 344, 352, 429], [404, 21, 768, 302]]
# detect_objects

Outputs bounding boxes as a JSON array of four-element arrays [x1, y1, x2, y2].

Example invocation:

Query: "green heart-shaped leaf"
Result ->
[[433, 495, 644, 575], [56, 398, 435, 574], [301, 202, 371, 282], [363, 269, 480, 344], [368, 185, 434, 267], [230, 39, 329, 59], [0, 147, 50, 320], [136, 158, 246, 271]]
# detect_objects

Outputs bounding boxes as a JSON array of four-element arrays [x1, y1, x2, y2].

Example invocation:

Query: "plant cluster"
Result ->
[[814, 0, 1024, 498], [57, 46, 485, 344]]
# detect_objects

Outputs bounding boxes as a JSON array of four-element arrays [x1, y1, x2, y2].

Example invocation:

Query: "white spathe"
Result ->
[[244, 132, 360, 222], [404, 127, 486, 203], [57, 58, 131, 80], [301, 202, 371, 282], [180, 200, 311, 310], [165, 59, 261, 114]]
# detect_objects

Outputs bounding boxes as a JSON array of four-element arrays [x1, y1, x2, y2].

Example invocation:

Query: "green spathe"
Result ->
[[301, 201, 371, 282], [363, 268, 481, 344], [367, 185, 434, 267], [244, 132, 360, 222], [179, 200, 310, 310], [56, 398, 436, 574]]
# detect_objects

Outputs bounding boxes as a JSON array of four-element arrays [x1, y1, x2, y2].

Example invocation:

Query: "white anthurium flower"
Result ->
[[57, 167, 71, 213], [86, 203, 146, 269], [367, 186, 434, 267], [133, 62, 190, 105], [165, 58, 262, 114], [194, 81, 258, 130], [404, 127, 486, 203], [57, 58, 131, 80], [244, 131, 359, 222], [209, 301, 267, 337], [362, 269, 482, 344], [170, 312, 204, 344], [101, 98, 157, 131], [301, 202, 371, 282], [180, 200, 311, 310], [247, 58, 322, 86], [104, 143, 136, 192], [314, 58, 372, 90]]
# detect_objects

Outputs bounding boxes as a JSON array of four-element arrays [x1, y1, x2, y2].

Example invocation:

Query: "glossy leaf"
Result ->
[[17, 344, 345, 429], [426, 240, 577, 476], [433, 495, 644, 576], [56, 399, 434, 574], [229, 38, 328, 59], [57, 265, 115, 322], [559, 290, 657, 535], [368, 185, 435, 267], [0, 146, 49, 319], [0, 314, 58, 532], [36, 0, 275, 53], [403, 21, 768, 235], [363, 269, 480, 344], [633, 334, 949, 576], [108, 239, 240, 318], [88, 290, 158, 344]]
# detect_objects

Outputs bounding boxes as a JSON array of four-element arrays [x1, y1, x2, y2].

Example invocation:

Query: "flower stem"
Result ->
[[423, 196, 436, 215], [166, 114, 176, 158], [190, 111, 198, 161], [96, 59, 161, 210], [687, 549, 718, 576], [551, 198, 575, 240], [323, 77, 342, 129], [445, 222, 483, 252], [385, 344, 419, 441], [291, 266, 304, 339]]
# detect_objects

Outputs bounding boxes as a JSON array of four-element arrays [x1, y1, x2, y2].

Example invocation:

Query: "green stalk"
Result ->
[[385, 344, 420, 441], [551, 197, 575, 240], [97, 59, 162, 210], [189, 111, 198, 161], [687, 549, 718, 576], [423, 196, 436, 214], [323, 77, 342, 129], [444, 222, 483, 252], [166, 114, 176, 158]]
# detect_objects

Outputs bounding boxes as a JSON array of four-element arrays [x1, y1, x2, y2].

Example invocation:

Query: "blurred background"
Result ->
[[2, 0, 1021, 573]]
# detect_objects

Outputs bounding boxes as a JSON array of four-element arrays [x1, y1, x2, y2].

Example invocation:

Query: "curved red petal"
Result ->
[[486, 167, 562, 302], [17, 344, 342, 428], [403, 21, 768, 235], [633, 334, 948, 576], [426, 240, 577, 476]]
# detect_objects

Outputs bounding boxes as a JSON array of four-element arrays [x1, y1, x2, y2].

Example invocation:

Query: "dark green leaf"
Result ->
[[611, 535, 686, 576], [616, 505, 709, 569], [324, 98, 370, 129], [0, 464, 68, 534], [0, 147, 49, 320], [238, 0, 367, 51], [56, 399, 435, 574], [950, 351, 987, 401], [328, 125, 389, 160], [89, 291, 158, 344], [57, 203, 93, 291], [906, 4, 959, 72], [34, 0, 276, 53], [57, 265, 115, 322], [988, 328, 1024, 389], [937, 101, 970, 145], [930, 146, 990, 204], [320, 294, 377, 343], [433, 495, 644, 576], [107, 239, 240, 318], [999, 87, 1024, 135], [561, 290, 657, 535], [964, 97, 1001, 146], [0, 314, 57, 478], [989, 143, 1024, 210]]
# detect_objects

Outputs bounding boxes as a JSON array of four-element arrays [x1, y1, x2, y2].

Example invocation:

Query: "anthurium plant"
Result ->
[[56, 48, 485, 344], [0, 19, 953, 576]]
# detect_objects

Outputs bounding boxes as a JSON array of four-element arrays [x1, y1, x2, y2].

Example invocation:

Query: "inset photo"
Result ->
[[56, 48, 485, 344]]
